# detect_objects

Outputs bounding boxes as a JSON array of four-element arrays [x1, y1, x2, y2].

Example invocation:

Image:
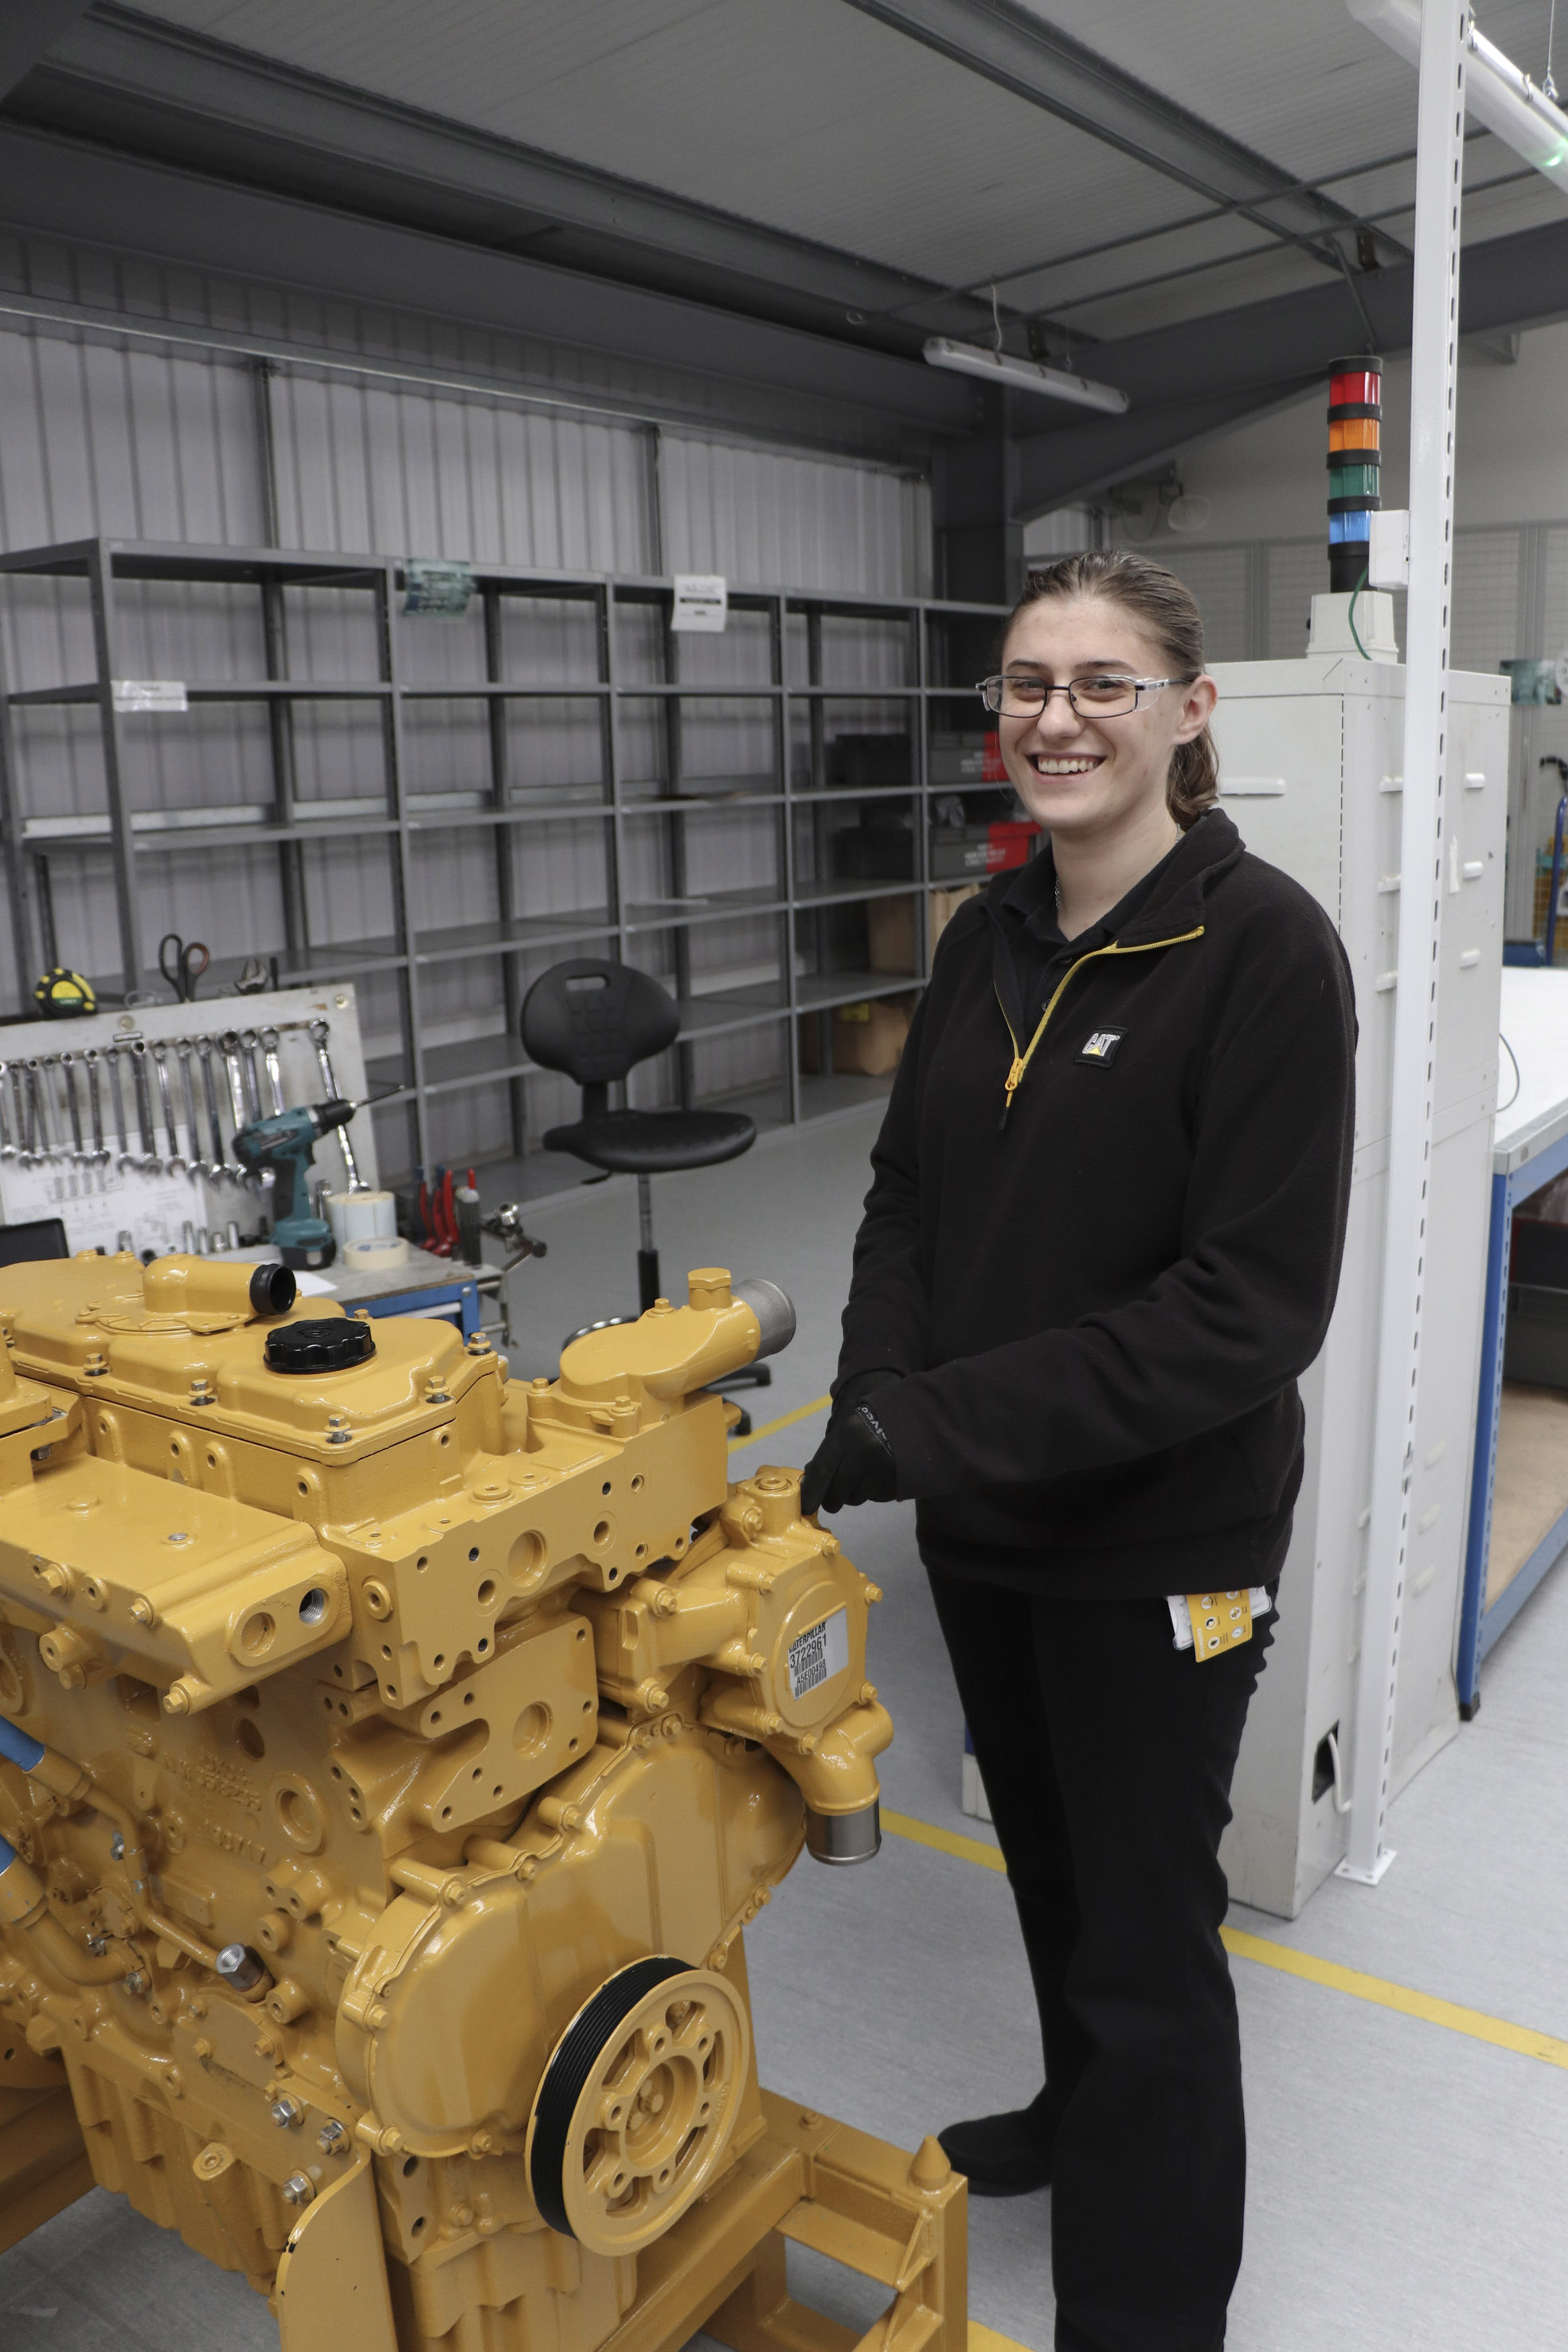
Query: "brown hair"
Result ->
[[1003, 550, 1218, 828]]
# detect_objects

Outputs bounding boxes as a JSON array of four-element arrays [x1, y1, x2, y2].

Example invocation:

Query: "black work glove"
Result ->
[[800, 1402, 897, 1517]]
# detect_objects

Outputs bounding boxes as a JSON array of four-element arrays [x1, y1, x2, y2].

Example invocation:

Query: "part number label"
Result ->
[[787, 1607, 849, 1701]]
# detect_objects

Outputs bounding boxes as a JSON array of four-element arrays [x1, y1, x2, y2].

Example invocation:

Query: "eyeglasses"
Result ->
[[976, 672, 1197, 718]]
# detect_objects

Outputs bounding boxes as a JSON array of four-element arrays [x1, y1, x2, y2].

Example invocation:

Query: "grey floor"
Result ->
[[6, 1104, 1567, 2349]]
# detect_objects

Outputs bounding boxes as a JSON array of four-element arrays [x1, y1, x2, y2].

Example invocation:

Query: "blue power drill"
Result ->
[[232, 1099, 362, 1270]]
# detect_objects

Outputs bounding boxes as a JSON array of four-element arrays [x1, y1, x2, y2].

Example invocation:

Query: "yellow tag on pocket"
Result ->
[[1187, 1590, 1253, 1661]]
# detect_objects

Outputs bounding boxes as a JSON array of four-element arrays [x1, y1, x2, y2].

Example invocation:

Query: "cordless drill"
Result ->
[[232, 1099, 360, 1270]]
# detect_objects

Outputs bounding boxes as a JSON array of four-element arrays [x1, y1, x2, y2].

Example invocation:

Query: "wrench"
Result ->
[[237, 1030, 264, 1124], [178, 1041, 216, 1180], [153, 1043, 186, 1174], [127, 1040, 160, 1172], [58, 1051, 87, 1164], [258, 1025, 286, 1117], [309, 1018, 363, 1189], [82, 1049, 111, 1165], [108, 1045, 137, 1172], [220, 1032, 249, 1148], [197, 1039, 244, 1182], [25, 1061, 57, 1162], [0, 1062, 15, 1160]]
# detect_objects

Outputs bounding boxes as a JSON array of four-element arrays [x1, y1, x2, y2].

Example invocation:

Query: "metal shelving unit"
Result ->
[[0, 538, 1007, 1197]]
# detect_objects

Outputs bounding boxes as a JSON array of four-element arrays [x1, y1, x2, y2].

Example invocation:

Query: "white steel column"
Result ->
[[1341, 0, 1468, 1883]]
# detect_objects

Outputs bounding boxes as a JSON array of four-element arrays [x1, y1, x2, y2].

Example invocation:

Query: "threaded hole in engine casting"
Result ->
[[274, 1779, 326, 1851], [402, 2155, 419, 2177], [508, 1529, 545, 1587], [237, 1610, 276, 1660], [476, 1638, 489, 1653], [514, 1702, 551, 1759], [235, 1719, 265, 1759], [416, 1554, 429, 1571], [468, 1546, 479, 1562], [592, 1520, 610, 1547], [298, 1587, 329, 1626], [476, 1579, 497, 1608], [631, 1473, 644, 1491]]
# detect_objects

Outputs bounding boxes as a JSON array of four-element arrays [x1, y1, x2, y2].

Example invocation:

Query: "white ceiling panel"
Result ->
[[107, 0, 1568, 346], [129, 0, 1199, 292]]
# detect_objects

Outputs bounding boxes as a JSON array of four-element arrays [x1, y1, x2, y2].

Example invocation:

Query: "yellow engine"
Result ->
[[0, 1254, 964, 2352]]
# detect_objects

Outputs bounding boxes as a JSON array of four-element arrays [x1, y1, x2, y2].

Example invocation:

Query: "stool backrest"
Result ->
[[521, 960, 679, 1098]]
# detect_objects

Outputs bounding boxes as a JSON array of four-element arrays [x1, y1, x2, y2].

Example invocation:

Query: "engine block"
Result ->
[[0, 1254, 964, 2352]]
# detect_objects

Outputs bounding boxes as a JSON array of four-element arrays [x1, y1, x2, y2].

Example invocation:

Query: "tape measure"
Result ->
[[33, 967, 96, 1018]]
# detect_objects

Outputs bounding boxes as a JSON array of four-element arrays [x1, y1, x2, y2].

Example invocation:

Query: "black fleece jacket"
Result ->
[[834, 808, 1356, 1596]]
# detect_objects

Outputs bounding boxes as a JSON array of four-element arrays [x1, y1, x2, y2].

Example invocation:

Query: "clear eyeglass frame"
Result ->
[[976, 672, 1197, 718]]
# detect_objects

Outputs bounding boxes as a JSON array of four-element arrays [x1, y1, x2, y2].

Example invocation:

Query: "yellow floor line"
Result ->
[[970, 2325, 1032, 2352], [728, 1394, 831, 1451], [1218, 1925, 1568, 2071], [878, 1810, 1568, 2073], [883, 1807, 1005, 1873]]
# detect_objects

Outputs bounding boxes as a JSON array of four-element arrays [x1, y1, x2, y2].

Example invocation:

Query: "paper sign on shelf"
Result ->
[[671, 574, 727, 633], [402, 559, 474, 618], [111, 680, 187, 714]]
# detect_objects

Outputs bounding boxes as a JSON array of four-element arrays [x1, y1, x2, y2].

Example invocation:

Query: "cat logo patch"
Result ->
[[1078, 1027, 1126, 1066]]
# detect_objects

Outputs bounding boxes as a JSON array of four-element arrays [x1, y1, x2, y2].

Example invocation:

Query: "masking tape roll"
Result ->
[[342, 1236, 412, 1272], [325, 1188, 397, 1245]]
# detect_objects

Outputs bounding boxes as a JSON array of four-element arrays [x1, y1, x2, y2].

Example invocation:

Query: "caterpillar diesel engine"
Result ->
[[0, 1256, 964, 2352]]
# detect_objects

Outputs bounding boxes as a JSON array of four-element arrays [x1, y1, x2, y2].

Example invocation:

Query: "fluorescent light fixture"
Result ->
[[922, 336, 1130, 413], [1347, 0, 1568, 191]]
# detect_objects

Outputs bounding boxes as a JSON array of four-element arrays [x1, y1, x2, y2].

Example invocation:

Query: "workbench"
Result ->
[[1459, 967, 1568, 1709]]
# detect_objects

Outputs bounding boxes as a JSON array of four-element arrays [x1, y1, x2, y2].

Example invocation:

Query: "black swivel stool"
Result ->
[[521, 959, 769, 1388]]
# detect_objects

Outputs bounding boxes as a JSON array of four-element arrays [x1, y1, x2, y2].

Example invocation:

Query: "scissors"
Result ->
[[159, 933, 211, 1003]]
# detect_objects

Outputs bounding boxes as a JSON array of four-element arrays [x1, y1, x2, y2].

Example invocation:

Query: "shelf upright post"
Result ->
[[1341, 0, 1468, 1887], [85, 540, 148, 1001], [661, 586, 695, 1109], [483, 579, 526, 1160], [601, 574, 629, 978], [259, 562, 309, 964], [774, 591, 800, 1125], [0, 606, 37, 1005], [380, 559, 428, 1174], [805, 603, 832, 1082], [915, 597, 931, 984]]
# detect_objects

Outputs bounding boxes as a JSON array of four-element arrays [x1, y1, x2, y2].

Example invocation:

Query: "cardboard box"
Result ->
[[799, 994, 914, 1077], [867, 894, 917, 973], [866, 887, 980, 973], [929, 883, 980, 952]]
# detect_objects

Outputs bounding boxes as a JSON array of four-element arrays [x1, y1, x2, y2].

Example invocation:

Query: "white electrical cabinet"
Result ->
[[1210, 654, 1509, 1919]]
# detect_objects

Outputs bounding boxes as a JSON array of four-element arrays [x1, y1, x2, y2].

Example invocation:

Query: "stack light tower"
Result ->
[[1327, 356, 1383, 591]]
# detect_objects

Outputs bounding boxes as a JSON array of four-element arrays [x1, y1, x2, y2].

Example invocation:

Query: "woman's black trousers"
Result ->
[[926, 1570, 1277, 2352]]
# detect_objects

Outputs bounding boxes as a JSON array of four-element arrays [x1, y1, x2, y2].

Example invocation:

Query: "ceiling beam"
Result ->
[[0, 0, 93, 104], [839, 0, 1395, 273], [0, 121, 984, 439], [9, 3, 988, 350], [1014, 209, 1568, 513]]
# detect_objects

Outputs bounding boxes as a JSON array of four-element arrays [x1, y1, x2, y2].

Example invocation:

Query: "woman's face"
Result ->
[[995, 593, 1217, 843]]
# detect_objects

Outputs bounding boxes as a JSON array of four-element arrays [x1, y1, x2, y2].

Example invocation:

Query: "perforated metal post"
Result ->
[[1341, 0, 1468, 1884]]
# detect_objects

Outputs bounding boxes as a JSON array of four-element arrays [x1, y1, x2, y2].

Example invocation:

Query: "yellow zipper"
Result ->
[[995, 926, 1206, 1128]]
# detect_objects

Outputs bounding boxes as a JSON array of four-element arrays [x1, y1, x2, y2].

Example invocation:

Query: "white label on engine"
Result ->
[[787, 1607, 849, 1701]]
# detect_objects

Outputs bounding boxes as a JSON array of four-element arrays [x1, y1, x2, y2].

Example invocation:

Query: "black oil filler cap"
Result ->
[[264, 1317, 375, 1376]]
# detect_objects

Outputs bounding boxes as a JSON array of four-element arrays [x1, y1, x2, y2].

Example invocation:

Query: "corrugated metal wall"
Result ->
[[0, 303, 933, 1171]]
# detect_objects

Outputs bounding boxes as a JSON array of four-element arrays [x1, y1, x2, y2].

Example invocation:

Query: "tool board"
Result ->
[[0, 984, 376, 1258]]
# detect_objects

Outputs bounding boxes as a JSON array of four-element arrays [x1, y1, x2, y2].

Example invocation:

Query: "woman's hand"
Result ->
[[801, 1402, 897, 1516]]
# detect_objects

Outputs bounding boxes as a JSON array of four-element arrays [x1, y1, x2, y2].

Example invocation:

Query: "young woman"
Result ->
[[801, 551, 1356, 2352]]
